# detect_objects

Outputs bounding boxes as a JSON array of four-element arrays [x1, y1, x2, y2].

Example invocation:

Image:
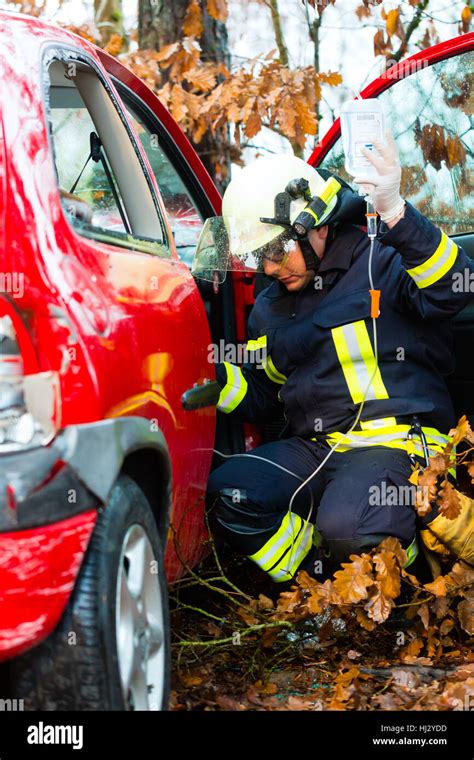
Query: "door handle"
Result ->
[[181, 379, 220, 410]]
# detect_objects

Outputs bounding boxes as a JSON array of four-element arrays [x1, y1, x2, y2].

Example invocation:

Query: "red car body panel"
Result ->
[[0, 512, 97, 660], [0, 12, 219, 657]]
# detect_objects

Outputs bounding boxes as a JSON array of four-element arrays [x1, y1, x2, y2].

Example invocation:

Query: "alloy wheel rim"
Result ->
[[115, 524, 165, 710]]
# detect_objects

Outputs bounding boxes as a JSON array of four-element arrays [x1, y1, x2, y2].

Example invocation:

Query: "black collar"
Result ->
[[317, 224, 362, 273]]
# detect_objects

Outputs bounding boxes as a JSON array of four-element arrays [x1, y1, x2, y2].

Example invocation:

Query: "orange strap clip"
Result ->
[[370, 289, 381, 318]]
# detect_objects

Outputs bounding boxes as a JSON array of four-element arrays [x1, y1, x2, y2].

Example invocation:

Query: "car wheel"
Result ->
[[11, 474, 170, 711]]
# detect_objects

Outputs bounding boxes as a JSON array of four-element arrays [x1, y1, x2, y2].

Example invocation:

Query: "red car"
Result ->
[[0, 10, 472, 710]]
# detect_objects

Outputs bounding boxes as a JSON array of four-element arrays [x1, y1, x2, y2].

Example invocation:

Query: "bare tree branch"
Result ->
[[391, 0, 431, 63]]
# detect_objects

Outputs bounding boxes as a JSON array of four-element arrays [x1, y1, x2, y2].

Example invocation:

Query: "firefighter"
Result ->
[[205, 131, 474, 582]]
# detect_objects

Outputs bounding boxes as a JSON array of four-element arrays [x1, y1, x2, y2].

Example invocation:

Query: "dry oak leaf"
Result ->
[[104, 34, 123, 56], [236, 607, 259, 626], [417, 602, 430, 630], [385, 8, 401, 37], [378, 536, 408, 568], [244, 110, 262, 139], [415, 467, 438, 517], [461, 5, 472, 34], [373, 29, 392, 57], [183, 0, 203, 37], [457, 598, 474, 635], [356, 4, 371, 19], [437, 479, 462, 520], [364, 588, 395, 623], [216, 694, 247, 710], [253, 679, 278, 695], [333, 554, 375, 603], [424, 575, 448, 598], [445, 135, 466, 169], [355, 606, 376, 631], [276, 585, 303, 615], [207, 0, 228, 22], [467, 461, 474, 485], [438, 678, 474, 710], [400, 636, 424, 661], [444, 561, 474, 591], [373, 548, 402, 599], [448, 414, 474, 445], [257, 594, 274, 611], [286, 695, 318, 710], [416, 123, 447, 171], [183, 66, 217, 93]]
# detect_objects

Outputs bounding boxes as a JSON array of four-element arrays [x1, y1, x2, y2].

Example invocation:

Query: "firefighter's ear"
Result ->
[[308, 225, 328, 242], [307, 225, 329, 260]]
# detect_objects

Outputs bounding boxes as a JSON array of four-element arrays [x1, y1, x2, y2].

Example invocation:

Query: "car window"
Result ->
[[320, 51, 473, 236], [46, 59, 168, 255], [50, 98, 128, 233], [123, 102, 204, 267]]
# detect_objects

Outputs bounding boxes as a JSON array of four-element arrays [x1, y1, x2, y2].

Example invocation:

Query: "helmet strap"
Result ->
[[300, 236, 320, 273]]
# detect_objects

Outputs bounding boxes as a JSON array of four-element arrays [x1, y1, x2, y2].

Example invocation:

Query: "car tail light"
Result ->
[[0, 313, 60, 453]]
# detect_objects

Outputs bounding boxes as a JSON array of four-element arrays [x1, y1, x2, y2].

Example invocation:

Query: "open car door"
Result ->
[[310, 32, 474, 424]]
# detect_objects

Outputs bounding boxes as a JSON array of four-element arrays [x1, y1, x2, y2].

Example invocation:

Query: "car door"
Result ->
[[97, 48, 247, 459], [43, 46, 222, 579], [310, 33, 474, 423]]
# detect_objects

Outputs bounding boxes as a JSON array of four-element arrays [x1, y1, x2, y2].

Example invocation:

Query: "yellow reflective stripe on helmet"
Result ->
[[217, 361, 248, 414], [331, 320, 389, 404], [249, 512, 313, 582], [406, 232, 458, 289]]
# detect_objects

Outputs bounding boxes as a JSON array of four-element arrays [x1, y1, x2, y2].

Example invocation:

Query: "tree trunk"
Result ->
[[94, 0, 125, 46], [138, 0, 231, 191]]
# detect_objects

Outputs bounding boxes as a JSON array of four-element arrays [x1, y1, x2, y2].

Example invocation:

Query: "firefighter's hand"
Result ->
[[353, 129, 405, 223]]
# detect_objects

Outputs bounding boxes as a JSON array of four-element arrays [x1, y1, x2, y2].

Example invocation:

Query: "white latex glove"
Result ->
[[352, 129, 405, 223]]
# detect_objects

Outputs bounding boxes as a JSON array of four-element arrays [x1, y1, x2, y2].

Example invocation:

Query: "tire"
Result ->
[[11, 474, 171, 711]]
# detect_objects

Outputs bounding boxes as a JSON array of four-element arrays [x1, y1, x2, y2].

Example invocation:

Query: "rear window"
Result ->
[[320, 51, 474, 236]]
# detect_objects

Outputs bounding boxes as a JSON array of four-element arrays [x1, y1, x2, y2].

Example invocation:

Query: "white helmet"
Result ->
[[191, 154, 365, 282], [221, 154, 339, 258]]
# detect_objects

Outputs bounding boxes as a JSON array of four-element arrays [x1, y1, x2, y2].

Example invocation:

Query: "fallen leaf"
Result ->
[[333, 554, 375, 603], [457, 598, 474, 635], [364, 588, 395, 623], [347, 650, 362, 661], [258, 594, 274, 610]]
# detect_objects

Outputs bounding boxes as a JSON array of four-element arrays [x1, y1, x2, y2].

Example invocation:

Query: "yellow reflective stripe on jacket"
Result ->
[[321, 424, 451, 455], [247, 334, 287, 384], [360, 417, 397, 430], [264, 355, 287, 384], [247, 335, 267, 353], [249, 512, 313, 582], [406, 232, 458, 289], [331, 320, 389, 404], [217, 361, 248, 414]]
